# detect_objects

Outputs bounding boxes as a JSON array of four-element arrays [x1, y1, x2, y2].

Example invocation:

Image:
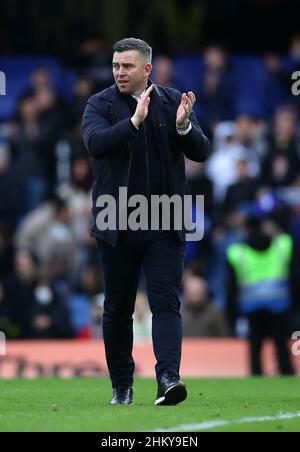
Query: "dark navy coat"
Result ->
[[82, 83, 210, 246]]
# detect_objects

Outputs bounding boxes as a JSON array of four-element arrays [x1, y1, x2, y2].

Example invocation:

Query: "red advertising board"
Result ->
[[0, 339, 299, 378]]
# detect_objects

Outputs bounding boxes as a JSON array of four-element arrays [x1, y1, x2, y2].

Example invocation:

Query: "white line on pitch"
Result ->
[[152, 412, 300, 432]]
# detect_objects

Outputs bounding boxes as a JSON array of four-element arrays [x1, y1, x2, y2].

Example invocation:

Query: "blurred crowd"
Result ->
[[0, 35, 300, 346]]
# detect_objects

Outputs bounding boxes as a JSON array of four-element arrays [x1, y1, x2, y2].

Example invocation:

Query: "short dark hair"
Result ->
[[113, 38, 152, 63]]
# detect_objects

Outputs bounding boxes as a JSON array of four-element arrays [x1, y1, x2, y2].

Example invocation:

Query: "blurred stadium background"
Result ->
[[0, 0, 300, 378]]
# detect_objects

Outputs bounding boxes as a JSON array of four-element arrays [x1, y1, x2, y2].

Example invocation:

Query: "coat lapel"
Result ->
[[99, 82, 174, 125], [99, 84, 133, 123]]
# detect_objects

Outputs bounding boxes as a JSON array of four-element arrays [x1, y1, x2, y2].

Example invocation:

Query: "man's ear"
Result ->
[[144, 63, 152, 77]]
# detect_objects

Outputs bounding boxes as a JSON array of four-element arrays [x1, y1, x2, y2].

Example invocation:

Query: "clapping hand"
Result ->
[[176, 92, 196, 128], [131, 85, 155, 128]]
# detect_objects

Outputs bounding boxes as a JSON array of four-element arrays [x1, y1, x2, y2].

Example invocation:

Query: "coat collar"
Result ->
[[98, 80, 171, 105], [97, 80, 171, 124]]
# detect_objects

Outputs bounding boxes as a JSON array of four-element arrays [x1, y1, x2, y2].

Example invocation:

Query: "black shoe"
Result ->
[[110, 386, 133, 405], [155, 374, 187, 406]]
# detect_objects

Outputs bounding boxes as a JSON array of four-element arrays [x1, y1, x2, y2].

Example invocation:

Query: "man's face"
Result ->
[[112, 50, 152, 95]]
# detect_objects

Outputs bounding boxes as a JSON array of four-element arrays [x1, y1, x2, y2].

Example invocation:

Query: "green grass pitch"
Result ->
[[0, 378, 299, 432]]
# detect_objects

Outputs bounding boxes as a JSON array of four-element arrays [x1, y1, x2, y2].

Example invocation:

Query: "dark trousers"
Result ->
[[97, 230, 185, 388], [248, 311, 294, 375]]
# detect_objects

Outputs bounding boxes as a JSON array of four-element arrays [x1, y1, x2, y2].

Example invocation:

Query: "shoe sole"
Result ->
[[110, 401, 134, 406], [155, 382, 187, 406]]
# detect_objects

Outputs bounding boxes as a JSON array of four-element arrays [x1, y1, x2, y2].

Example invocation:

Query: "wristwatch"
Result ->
[[177, 120, 191, 131]]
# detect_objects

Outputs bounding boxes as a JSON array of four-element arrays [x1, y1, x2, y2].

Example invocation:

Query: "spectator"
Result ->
[[0, 249, 38, 338], [26, 68, 53, 97], [196, 45, 237, 134], [25, 68, 69, 119], [28, 277, 74, 339], [289, 35, 300, 112], [223, 159, 260, 214], [133, 291, 152, 342], [152, 55, 183, 90], [69, 77, 95, 125], [184, 160, 213, 265], [235, 114, 267, 159], [267, 153, 297, 188], [67, 264, 104, 339], [10, 96, 50, 213], [57, 157, 92, 243], [185, 159, 214, 217], [89, 293, 104, 339], [263, 106, 300, 183], [206, 122, 260, 204], [0, 223, 14, 283], [289, 176, 300, 246], [226, 216, 298, 375], [0, 249, 72, 339], [15, 195, 78, 281], [0, 140, 19, 228], [75, 35, 114, 91], [182, 275, 230, 337], [264, 53, 292, 115], [264, 35, 300, 113]]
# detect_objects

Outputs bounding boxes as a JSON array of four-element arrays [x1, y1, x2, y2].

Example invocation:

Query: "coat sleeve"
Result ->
[[82, 95, 138, 159], [170, 89, 210, 162], [178, 111, 211, 162]]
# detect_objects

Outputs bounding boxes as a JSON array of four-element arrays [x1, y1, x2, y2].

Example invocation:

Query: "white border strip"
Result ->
[[153, 412, 300, 432]]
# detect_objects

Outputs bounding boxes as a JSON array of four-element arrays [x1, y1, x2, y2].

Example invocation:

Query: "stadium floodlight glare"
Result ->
[[0, 71, 6, 96]]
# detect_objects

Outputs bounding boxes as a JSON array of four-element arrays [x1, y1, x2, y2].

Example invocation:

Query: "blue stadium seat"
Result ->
[[173, 56, 204, 92], [231, 55, 268, 118]]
